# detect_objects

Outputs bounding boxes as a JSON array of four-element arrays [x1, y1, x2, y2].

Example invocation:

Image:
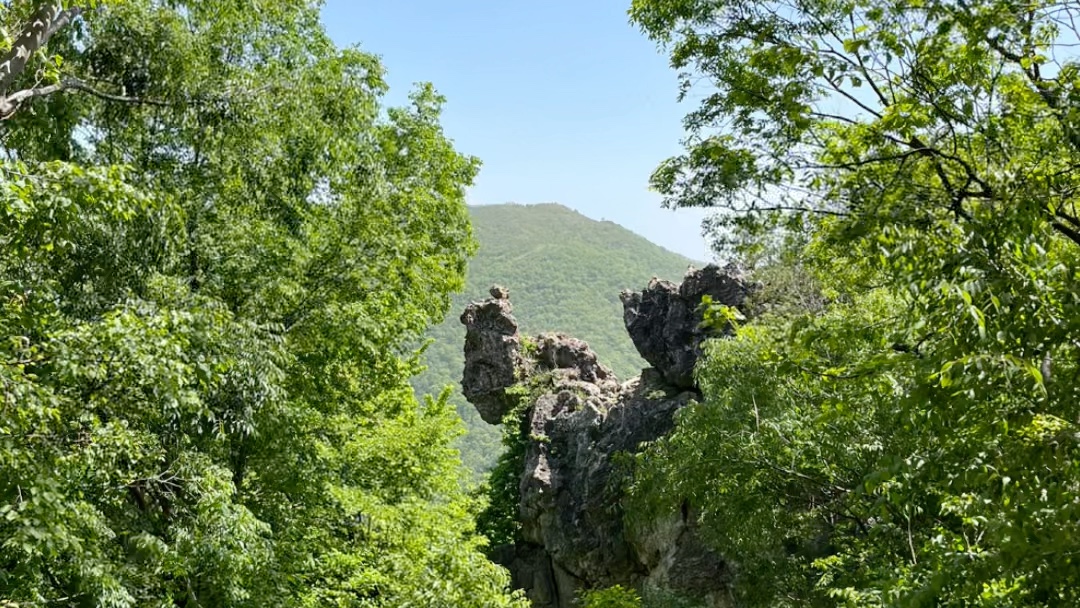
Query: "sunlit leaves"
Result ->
[[630, 0, 1080, 603], [0, 1, 520, 605]]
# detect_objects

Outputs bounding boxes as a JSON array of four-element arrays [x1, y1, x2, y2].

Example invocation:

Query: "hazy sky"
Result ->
[[319, 0, 714, 261]]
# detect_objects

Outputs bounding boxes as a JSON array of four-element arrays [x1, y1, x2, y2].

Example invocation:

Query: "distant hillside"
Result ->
[[413, 203, 700, 475]]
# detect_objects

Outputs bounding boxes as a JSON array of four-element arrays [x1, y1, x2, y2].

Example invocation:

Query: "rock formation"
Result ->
[[460, 265, 751, 607], [620, 263, 753, 388], [460, 289, 524, 425]]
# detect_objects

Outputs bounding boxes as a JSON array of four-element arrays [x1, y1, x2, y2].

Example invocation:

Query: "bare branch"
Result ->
[[1, 75, 281, 119]]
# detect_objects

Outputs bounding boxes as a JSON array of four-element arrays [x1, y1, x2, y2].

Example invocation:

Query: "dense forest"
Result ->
[[5, 0, 1080, 606], [0, 1, 523, 606], [412, 203, 695, 476], [614, 0, 1080, 605]]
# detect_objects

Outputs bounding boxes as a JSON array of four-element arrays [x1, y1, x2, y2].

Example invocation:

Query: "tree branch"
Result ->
[[2, 75, 281, 119], [0, 75, 174, 118], [1052, 220, 1080, 247], [0, 2, 82, 116]]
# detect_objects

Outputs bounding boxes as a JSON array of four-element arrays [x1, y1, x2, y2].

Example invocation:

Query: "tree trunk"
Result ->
[[0, 2, 81, 117]]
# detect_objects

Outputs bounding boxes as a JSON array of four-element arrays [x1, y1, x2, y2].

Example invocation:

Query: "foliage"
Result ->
[[628, 0, 1080, 604], [578, 585, 642, 608], [413, 202, 698, 477], [0, 1, 525, 606], [576, 585, 704, 608], [474, 373, 554, 547], [472, 411, 530, 548]]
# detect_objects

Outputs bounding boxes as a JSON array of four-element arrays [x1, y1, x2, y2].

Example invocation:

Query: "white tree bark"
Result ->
[[0, 2, 82, 118]]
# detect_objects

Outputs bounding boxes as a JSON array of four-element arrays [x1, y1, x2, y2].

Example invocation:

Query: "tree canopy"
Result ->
[[0, 1, 524, 605], [626, 0, 1080, 605]]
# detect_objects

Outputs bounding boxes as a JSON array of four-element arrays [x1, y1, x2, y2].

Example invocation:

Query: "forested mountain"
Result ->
[[412, 203, 699, 475]]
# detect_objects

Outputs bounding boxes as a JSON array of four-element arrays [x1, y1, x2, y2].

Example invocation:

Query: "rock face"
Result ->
[[620, 264, 752, 388], [460, 292, 525, 424], [460, 265, 751, 607]]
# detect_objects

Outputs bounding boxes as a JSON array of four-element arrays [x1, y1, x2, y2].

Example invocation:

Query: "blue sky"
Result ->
[[319, 0, 713, 261]]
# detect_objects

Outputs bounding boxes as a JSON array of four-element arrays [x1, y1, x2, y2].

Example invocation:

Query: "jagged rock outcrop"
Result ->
[[620, 264, 752, 388], [460, 286, 525, 424], [461, 265, 750, 607]]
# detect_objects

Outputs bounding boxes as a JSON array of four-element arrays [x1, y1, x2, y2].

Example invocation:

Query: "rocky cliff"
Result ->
[[461, 266, 753, 607]]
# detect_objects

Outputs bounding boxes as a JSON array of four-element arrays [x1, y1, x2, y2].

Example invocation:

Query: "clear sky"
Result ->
[[319, 0, 714, 261]]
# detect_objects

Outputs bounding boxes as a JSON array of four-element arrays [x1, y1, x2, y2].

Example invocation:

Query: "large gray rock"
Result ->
[[460, 293, 525, 424], [459, 288, 620, 425], [502, 366, 731, 607], [489, 543, 564, 607], [461, 280, 735, 607], [533, 333, 615, 386], [621, 264, 752, 389]]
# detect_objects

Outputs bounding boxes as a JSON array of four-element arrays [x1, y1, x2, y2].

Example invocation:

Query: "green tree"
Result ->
[[628, 0, 1080, 604], [579, 585, 642, 608], [0, 1, 524, 605]]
